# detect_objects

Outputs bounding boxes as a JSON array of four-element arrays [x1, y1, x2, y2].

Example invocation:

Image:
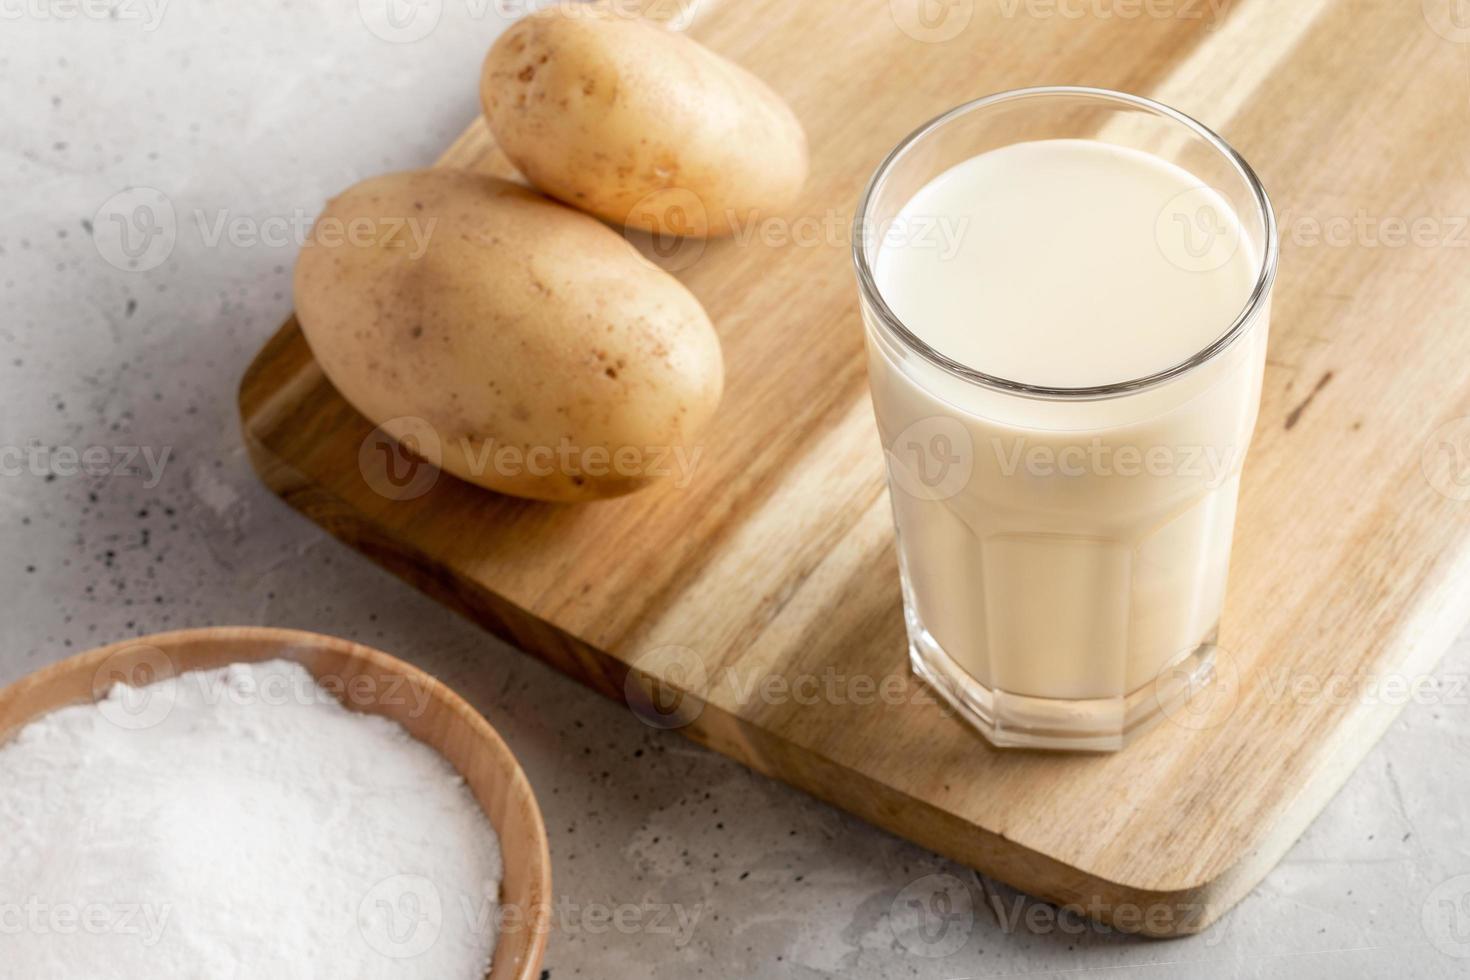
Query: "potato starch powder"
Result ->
[[0, 660, 503, 978]]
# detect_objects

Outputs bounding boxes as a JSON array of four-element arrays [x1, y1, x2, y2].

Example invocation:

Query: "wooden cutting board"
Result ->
[[239, 0, 1470, 935]]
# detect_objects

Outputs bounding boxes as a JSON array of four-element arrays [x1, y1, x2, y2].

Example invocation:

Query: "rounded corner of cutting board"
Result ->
[[1056, 833, 1269, 938], [1053, 871, 1240, 938], [238, 316, 306, 416]]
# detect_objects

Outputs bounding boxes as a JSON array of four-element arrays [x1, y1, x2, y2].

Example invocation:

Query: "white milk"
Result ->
[[865, 138, 1268, 720]]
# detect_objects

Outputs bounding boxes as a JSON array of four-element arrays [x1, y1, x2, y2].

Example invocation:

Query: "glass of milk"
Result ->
[[853, 87, 1278, 751]]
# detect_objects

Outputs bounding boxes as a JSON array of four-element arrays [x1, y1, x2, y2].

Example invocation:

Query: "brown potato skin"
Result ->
[[480, 4, 808, 238], [293, 169, 723, 502]]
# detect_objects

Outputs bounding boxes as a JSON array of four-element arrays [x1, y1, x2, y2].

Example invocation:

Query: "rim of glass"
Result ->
[[851, 85, 1279, 400]]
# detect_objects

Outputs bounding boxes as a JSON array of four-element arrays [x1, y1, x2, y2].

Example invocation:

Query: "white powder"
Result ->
[[0, 660, 503, 979]]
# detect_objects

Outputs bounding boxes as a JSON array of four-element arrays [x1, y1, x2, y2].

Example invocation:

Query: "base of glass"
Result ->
[[909, 622, 1220, 752]]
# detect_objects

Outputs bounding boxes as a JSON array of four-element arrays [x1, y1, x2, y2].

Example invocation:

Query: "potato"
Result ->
[[480, 3, 808, 238], [293, 168, 723, 502]]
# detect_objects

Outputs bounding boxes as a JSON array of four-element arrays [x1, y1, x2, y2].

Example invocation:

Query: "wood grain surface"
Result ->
[[0, 627, 551, 979], [237, 0, 1470, 935]]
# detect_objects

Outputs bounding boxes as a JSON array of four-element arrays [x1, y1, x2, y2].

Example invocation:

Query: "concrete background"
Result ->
[[3, 3, 1468, 977]]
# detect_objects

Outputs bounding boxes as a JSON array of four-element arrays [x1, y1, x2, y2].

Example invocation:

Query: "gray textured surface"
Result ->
[[3, 4, 1468, 977]]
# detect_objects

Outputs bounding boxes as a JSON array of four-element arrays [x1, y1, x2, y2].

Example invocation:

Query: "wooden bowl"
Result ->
[[0, 626, 550, 980]]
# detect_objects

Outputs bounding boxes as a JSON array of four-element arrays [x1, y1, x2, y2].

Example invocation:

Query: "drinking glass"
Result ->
[[852, 87, 1278, 751]]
